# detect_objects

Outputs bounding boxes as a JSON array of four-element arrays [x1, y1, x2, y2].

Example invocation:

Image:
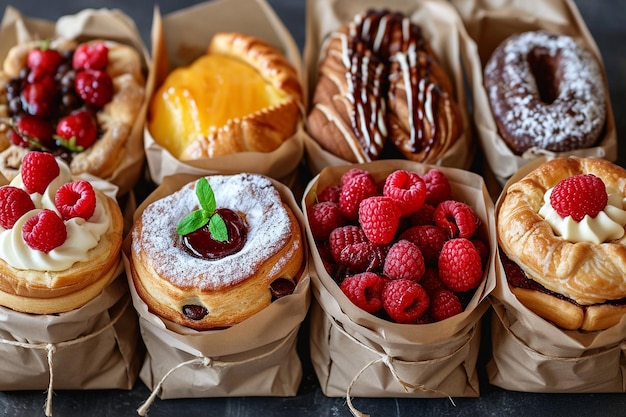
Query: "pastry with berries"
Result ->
[[497, 157, 626, 331], [307, 167, 490, 324], [0, 151, 123, 314], [129, 173, 304, 330], [0, 38, 145, 181]]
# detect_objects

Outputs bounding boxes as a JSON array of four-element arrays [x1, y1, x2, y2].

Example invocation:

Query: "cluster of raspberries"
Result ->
[[307, 168, 489, 324]]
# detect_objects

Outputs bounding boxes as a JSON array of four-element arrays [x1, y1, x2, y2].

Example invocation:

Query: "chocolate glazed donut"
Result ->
[[307, 9, 462, 164], [484, 31, 607, 155]]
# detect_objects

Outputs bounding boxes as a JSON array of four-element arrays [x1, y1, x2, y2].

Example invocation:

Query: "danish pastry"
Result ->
[[307, 9, 462, 164], [497, 157, 626, 330], [0, 38, 145, 181], [0, 151, 123, 314], [148, 32, 303, 160], [130, 173, 304, 330]]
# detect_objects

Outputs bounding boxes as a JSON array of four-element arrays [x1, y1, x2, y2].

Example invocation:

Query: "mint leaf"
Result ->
[[208, 212, 228, 242], [196, 177, 216, 213], [176, 209, 210, 235]]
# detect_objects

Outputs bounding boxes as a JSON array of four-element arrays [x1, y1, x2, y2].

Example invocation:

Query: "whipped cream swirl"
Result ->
[[539, 186, 626, 244], [0, 160, 111, 271]]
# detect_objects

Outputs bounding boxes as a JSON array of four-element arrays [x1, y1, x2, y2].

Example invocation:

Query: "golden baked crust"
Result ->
[[130, 174, 304, 330], [497, 157, 626, 330], [0, 38, 145, 180], [306, 10, 462, 164], [149, 32, 303, 161], [0, 190, 123, 314]]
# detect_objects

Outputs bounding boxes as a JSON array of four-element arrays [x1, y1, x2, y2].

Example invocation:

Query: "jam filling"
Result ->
[[183, 304, 208, 321], [270, 278, 296, 301], [182, 208, 248, 260], [500, 252, 626, 308]]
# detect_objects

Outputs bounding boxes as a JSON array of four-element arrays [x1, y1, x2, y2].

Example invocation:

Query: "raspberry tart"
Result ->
[[497, 157, 626, 331], [0, 151, 123, 314], [0, 38, 145, 181], [129, 173, 304, 330]]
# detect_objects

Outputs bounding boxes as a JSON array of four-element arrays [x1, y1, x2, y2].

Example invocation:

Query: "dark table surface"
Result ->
[[1, 0, 625, 416]]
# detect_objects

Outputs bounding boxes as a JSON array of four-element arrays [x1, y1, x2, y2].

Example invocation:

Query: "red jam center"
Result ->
[[182, 208, 248, 259]]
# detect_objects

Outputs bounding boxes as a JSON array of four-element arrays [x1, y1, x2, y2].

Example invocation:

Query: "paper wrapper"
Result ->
[[0, 6, 151, 197], [451, 0, 618, 189], [122, 173, 311, 413], [302, 160, 496, 412], [488, 158, 626, 392], [144, 0, 305, 187], [302, 0, 476, 176]]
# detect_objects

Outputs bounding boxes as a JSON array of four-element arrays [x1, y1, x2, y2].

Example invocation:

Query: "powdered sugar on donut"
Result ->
[[484, 31, 606, 154], [133, 173, 292, 291]]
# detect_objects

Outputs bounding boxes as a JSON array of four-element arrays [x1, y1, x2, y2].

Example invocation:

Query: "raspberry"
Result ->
[[471, 238, 490, 266], [438, 238, 484, 292], [340, 272, 387, 313], [340, 168, 374, 186], [382, 279, 430, 323], [0, 186, 36, 229], [434, 200, 479, 239], [54, 180, 96, 220], [422, 169, 452, 206], [308, 201, 346, 241], [408, 203, 436, 226], [338, 173, 378, 222], [382, 170, 426, 216], [550, 174, 608, 221], [22, 209, 67, 253], [419, 267, 445, 295], [383, 240, 425, 281], [328, 225, 368, 263], [317, 185, 341, 204], [429, 289, 463, 322], [74, 69, 113, 107], [358, 196, 401, 245], [72, 42, 109, 71], [21, 151, 60, 194], [398, 225, 448, 264], [339, 242, 376, 273]]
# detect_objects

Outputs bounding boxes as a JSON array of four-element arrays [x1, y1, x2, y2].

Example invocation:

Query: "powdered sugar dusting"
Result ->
[[484, 31, 606, 153], [132, 173, 292, 291]]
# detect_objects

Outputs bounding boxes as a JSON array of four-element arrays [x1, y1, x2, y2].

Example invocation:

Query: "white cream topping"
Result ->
[[539, 186, 626, 244], [0, 159, 111, 271]]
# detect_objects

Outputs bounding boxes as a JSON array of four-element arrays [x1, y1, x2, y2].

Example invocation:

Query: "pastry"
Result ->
[[0, 151, 123, 314], [148, 32, 303, 160], [497, 157, 626, 330], [307, 9, 462, 164], [130, 173, 304, 330], [0, 38, 145, 181], [484, 31, 606, 155]]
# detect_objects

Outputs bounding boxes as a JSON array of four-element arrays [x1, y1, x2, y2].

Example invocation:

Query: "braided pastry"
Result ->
[[307, 9, 462, 163]]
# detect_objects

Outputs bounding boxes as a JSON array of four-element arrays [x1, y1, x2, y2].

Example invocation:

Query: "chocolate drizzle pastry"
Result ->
[[307, 9, 462, 164]]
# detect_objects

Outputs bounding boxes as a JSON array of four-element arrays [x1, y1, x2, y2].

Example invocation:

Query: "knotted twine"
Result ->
[[0, 296, 131, 417], [328, 317, 469, 417], [136, 326, 296, 416]]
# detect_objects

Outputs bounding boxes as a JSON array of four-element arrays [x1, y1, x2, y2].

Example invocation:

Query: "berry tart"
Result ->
[[0, 38, 145, 182], [0, 151, 123, 314], [129, 173, 305, 330], [497, 157, 626, 331], [307, 166, 491, 324]]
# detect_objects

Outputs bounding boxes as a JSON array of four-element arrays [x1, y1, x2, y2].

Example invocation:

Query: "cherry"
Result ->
[[181, 208, 248, 260], [56, 109, 98, 150]]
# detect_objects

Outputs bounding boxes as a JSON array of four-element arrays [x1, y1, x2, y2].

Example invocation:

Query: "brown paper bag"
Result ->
[[302, 160, 496, 414], [303, 0, 477, 175], [0, 6, 152, 196], [451, 0, 618, 189], [144, 0, 305, 187], [487, 158, 626, 392], [122, 173, 311, 415]]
